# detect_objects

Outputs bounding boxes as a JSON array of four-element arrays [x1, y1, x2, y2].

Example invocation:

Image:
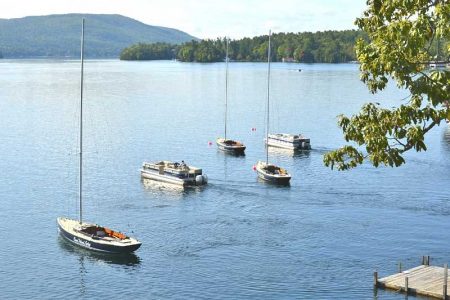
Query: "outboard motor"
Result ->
[[195, 174, 208, 185]]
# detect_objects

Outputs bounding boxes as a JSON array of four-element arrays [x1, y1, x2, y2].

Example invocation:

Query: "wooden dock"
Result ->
[[375, 257, 450, 299]]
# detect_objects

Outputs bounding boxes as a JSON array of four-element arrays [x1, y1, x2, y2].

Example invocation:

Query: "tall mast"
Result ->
[[266, 30, 271, 164], [437, 38, 440, 62], [79, 18, 85, 224], [224, 38, 229, 140]]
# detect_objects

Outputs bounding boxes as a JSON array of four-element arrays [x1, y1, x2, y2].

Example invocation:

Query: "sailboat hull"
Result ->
[[57, 218, 141, 254], [256, 161, 291, 185], [257, 170, 291, 185], [216, 138, 246, 154]]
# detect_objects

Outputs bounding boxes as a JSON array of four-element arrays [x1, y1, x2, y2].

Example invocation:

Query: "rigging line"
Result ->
[[266, 30, 271, 164], [224, 37, 229, 140], [79, 18, 84, 224]]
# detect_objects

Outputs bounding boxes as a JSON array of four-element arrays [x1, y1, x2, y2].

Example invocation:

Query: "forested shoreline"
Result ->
[[120, 30, 367, 63]]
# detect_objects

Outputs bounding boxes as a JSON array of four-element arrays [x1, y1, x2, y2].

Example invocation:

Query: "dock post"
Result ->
[[422, 256, 425, 265], [444, 264, 448, 300], [405, 276, 409, 294], [373, 271, 378, 287], [427, 256, 431, 266], [399, 262, 402, 273]]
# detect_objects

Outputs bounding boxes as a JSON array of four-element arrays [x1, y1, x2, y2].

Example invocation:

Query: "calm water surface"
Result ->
[[1, 60, 449, 299]]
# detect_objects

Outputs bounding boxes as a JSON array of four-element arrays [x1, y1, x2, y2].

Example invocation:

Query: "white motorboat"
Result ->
[[140, 161, 208, 187], [266, 133, 311, 150]]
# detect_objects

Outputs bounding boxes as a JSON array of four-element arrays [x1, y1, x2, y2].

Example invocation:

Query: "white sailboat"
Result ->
[[57, 19, 141, 254], [216, 38, 246, 154], [256, 30, 291, 185]]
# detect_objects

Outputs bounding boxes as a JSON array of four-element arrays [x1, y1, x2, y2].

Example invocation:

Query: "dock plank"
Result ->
[[377, 264, 449, 299]]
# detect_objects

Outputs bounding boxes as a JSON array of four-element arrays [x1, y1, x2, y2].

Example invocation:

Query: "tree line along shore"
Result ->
[[120, 30, 367, 63]]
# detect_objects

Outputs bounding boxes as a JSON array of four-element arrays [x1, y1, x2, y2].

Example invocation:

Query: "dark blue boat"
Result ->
[[58, 218, 141, 254], [57, 19, 141, 254]]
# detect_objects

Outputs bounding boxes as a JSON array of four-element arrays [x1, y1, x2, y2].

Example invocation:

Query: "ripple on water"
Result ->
[[2, 61, 450, 299]]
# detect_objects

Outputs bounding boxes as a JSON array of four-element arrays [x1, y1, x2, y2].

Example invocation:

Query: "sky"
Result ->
[[0, 0, 368, 39]]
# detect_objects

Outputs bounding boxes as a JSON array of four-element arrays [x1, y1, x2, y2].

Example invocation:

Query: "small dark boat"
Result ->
[[256, 161, 291, 185], [216, 138, 246, 154], [217, 37, 246, 154], [58, 19, 141, 254]]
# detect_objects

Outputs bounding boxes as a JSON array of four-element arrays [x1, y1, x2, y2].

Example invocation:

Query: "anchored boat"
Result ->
[[58, 218, 141, 254], [256, 161, 291, 185], [216, 37, 246, 154], [141, 161, 208, 187], [216, 138, 246, 154], [57, 19, 141, 254], [266, 133, 311, 150], [256, 30, 291, 185]]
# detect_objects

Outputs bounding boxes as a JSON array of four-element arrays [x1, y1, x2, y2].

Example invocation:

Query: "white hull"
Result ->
[[265, 133, 311, 150], [140, 169, 193, 186], [256, 161, 291, 184], [266, 140, 298, 150], [140, 161, 207, 187], [57, 217, 141, 253], [216, 138, 246, 153]]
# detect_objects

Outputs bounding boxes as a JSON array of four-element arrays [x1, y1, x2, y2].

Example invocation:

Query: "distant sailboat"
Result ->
[[57, 19, 141, 254], [256, 30, 291, 185], [216, 38, 246, 154]]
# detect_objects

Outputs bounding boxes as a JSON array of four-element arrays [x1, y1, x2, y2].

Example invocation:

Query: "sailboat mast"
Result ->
[[79, 18, 84, 225], [437, 38, 440, 62], [224, 38, 229, 140], [266, 30, 271, 164]]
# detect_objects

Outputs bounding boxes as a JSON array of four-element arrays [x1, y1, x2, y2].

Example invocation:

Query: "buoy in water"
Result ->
[[208, 141, 212, 146], [252, 165, 256, 171]]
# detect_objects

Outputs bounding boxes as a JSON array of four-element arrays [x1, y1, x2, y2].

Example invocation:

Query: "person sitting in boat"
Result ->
[[181, 160, 186, 168]]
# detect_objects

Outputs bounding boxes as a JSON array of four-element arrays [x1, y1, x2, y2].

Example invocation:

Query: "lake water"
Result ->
[[1, 59, 449, 299]]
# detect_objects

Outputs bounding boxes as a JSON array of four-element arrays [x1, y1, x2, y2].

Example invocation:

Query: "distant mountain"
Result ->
[[0, 14, 197, 58]]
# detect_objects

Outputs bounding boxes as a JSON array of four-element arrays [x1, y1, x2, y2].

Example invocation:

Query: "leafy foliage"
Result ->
[[0, 14, 196, 58], [120, 43, 174, 60], [121, 30, 367, 63], [324, 0, 450, 170]]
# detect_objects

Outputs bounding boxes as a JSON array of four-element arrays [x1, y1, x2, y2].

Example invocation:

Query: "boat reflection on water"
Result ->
[[140, 178, 202, 197], [267, 146, 312, 159], [217, 147, 246, 157], [58, 236, 141, 267]]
